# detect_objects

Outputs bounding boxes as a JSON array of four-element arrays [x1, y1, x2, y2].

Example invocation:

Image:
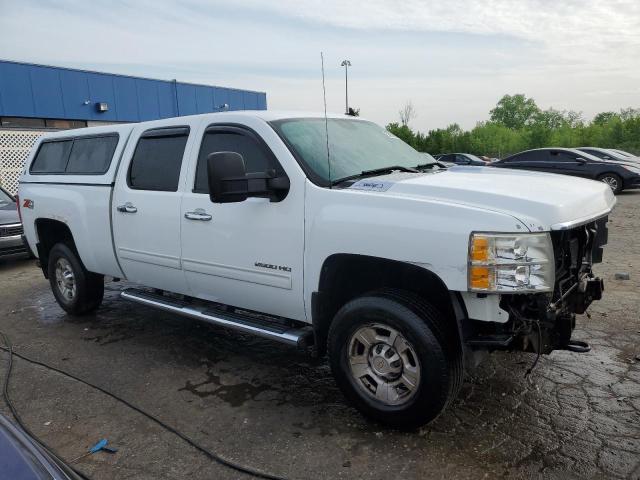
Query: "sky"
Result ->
[[1, 0, 639, 131]]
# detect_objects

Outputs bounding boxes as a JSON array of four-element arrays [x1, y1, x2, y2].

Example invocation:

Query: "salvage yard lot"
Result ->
[[0, 192, 639, 480]]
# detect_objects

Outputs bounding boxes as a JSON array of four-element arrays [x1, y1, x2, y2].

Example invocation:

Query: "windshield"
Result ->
[[607, 149, 638, 161], [0, 188, 13, 208], [271, 118, 431, 184], [464, 154, 485, 162], [612, 149, 635, 157]]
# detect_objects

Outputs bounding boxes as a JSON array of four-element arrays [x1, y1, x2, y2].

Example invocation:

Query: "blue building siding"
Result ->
[[0, 60, 267, 122]]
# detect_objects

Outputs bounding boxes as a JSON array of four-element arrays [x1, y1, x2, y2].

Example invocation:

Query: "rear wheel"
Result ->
[[327, 290, 463, 429], [47, 243, 104, 315], [598, 173, 623, 194]]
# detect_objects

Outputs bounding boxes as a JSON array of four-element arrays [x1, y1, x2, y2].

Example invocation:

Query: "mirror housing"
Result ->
[[207, 152, 290, 204], [575, 157, 587, 164]]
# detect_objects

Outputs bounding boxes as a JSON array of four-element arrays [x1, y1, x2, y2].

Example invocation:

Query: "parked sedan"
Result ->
[[0, 413, 79, 479], [435, 153, 487, 166], [492, 148, 640, 194], [577, 147, 639, 163], [0, 186, 29, 257]]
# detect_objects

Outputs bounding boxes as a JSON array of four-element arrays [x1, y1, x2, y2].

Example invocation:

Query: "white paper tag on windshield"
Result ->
[[349, 180, 394, 192]]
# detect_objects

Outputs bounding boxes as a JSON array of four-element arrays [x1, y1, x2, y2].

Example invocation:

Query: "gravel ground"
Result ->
[[0, 191, 638, 480]]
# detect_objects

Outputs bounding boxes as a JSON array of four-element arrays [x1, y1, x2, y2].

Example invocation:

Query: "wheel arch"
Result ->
[[311, 253, 465, 356], [34, 218, 78, 278]]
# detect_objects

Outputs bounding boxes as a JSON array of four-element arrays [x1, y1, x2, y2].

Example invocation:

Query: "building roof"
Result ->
[[0, 59, 267, 123]]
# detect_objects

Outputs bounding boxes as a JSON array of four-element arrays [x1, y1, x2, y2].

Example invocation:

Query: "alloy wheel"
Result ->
[[601, 175, 619, 192], [55, 258, 76, 301], [348, 323, 421, 406]]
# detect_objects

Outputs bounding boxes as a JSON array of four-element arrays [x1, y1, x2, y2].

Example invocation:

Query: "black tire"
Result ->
[[598, 173, 623, 194], [47, 243, 104, 315], [327, 290, 463, 429]]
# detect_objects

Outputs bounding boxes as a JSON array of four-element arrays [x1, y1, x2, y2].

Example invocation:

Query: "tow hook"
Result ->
[[563, 339, 591, 353]]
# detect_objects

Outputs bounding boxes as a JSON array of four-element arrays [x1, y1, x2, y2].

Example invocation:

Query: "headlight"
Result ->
[[468, 233, 555, 292]]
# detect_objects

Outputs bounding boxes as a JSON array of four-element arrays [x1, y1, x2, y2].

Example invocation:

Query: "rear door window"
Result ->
[[66, 135, 119, 174], [128, 127, 189, 191], [30, 140, 73, 173], [518, 151, 546, 162]]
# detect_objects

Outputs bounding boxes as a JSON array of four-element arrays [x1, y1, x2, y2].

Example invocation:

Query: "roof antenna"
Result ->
[[320, 51, 331, 187]]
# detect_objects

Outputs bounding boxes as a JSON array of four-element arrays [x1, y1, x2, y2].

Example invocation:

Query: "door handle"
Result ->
[[117, 202, 137, 213], [184, 208, 212, 221]]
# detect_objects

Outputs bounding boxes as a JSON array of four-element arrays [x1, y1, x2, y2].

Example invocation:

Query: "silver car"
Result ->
[[0, 186, 28, 257]]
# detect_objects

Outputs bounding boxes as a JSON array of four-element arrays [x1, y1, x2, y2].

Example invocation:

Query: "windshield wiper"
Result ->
[[331, 165, 418, 186]]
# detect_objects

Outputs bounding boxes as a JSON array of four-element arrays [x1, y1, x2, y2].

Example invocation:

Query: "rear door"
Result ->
[[112, 125, 193, 294]]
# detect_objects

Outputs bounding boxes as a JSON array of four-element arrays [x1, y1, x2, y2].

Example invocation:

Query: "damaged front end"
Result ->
[[467, 216, 609, 355]]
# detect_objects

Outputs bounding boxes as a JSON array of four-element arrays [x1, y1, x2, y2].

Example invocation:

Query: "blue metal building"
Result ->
[[0, 59, 267, 128]]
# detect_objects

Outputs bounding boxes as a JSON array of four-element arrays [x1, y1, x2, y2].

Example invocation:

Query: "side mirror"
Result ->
[[575, 157, 587, 164], [207, 152, 249, 203], [207, 152, 290, 204]]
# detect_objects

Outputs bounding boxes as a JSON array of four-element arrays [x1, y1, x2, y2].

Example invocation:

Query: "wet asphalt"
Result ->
[[0, 192, 638, 480]]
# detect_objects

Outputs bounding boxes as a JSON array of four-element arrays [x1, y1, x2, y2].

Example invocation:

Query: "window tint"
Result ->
[[514, 151, 546, 162], [128, 130, 189, 191], [66, 136, 119, 174], [551, 151, 577, 162], [194, 131, 276, 193], [30, 140, 73, 173]]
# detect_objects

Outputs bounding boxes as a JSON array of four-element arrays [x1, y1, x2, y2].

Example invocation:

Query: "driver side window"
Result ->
[[194, 130, 279, 194]]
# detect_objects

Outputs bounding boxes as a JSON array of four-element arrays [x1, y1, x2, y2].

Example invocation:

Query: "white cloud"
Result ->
[[1, 0, 639, 131]]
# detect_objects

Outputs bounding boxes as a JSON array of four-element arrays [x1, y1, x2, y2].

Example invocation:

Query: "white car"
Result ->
[[19, 111, 615, 428]]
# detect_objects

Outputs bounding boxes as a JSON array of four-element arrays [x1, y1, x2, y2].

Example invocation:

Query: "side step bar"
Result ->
[[121, 288, 313, 347]]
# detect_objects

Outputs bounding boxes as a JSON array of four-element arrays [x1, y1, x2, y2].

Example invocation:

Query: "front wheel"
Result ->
[[327, 291, 463, 429], [598, 173, 623, 194], [47, 243, 104, 315]]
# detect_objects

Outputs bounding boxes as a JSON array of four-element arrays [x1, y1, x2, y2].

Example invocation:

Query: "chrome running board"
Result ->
[[121, 288, 313, 347]]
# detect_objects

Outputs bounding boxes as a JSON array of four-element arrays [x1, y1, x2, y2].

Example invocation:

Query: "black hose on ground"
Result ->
[[1, 332, 91, 480], [0, 331, 289, 480]]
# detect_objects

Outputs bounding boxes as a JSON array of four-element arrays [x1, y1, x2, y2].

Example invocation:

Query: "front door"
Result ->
[[112, 126, 192, 294], [180, 124, 306, 321]]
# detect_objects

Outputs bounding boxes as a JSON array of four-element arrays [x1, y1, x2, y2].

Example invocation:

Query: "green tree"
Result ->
[[592, 111, 618, 125], [489, 94, 540, 129], [388, 98, 640, 158]]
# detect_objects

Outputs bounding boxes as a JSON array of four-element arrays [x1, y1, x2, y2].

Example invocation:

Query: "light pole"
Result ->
[[340, 60, 351, 114]]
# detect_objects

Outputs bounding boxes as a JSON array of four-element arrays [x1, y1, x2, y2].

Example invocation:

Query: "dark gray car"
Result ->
[[493, 148, 640, 194], [0, 186, 28, 257]]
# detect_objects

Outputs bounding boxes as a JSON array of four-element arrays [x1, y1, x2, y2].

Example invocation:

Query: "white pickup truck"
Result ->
[[18, 111, 615, 428]]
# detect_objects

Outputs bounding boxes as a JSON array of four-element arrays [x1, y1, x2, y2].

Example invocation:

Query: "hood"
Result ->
[[0, 201, 19, 226], [349, 166, 615, 231]]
